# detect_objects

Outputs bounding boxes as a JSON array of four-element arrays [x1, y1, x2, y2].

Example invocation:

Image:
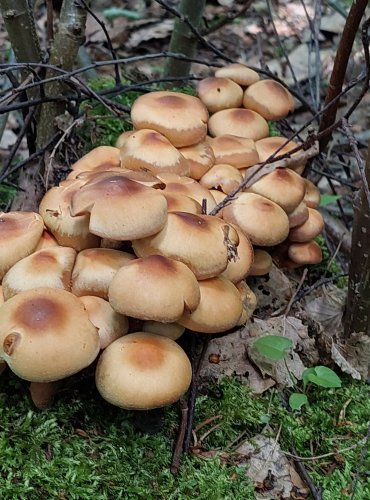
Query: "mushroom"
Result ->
[[214, 63, 260, 86], [303, 178, 321, 208], [142, 321, 185, 341], [108, 255, 201, 322], [219, 225, 254, 283], [131, 91, 208, 147], [288, 201, 309, 228], [178, 141, 215, 180], [95, 332, 192, 410], [289, 208, 324, 242], [199, 163, 243, 194], [207, 134, 258, 169], [288, 241, 323, 266], [70, 146, 121, 173], [132, 212, 239, 280], [248, 249, 273, 276], [208, 108, 269, 140], [0, 287, 100, 382], [197, 77, 243, 112], [236, 281, 257, 325], [243, 80, 295, 120], [255, 136, 304, 173], [0, 211, 44, 280]]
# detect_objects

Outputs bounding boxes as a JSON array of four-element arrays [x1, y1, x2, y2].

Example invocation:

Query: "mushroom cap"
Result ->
[[108, 255, 201, 322], [95, 332, 192, 410], [0, 288, 100, 382], [39, 179, 101, 251], [131, 91, 208, 147], [247, 167, 306, 214], [288, 208, 324, 242], [142, 321, 185, 341], [35, 230, 59, 250], [132, 212, 239, 280], [222, 193, 290, 246], [248, 249, 273, 276], [119, 129, 190, 176], [115, 130, 134, 149], [178, 277, 243, 333], [71, 248, 135, 299], [208, 108, 269, 140], [71, 146, 121, 173], [2, 246, 77, 300], [199, 163, 243, 194], [70, 174, 168, 240], [178, 141, 215, 180], [197, 77, 243, 112], [157, 173, 217, 212], [162, 192, 202, 214], [303, 179, 321, 208], [79, 295, 129, 349], [288, 241, 323, 266], [214, 64, 260, 86], [208, 134, 258, 168], [0, 211, 44, 280], [255, 136, 301, 165], [243, 80, 295, 120], [288, 201, 309, 228], [219, 224, 254, 283], [236, 281, 257, 325]]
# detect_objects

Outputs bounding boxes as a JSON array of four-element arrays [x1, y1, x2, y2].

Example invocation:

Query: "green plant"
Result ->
[[253, 335, 342, 410]]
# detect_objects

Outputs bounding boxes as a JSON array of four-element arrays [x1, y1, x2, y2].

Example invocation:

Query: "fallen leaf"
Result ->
[[303, 284, 346, 336], [248, 265, 294, 315], [331, 343, 361, 380]]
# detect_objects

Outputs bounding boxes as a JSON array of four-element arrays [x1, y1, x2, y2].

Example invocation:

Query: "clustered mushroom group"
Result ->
[[0, 63, 324, 412]]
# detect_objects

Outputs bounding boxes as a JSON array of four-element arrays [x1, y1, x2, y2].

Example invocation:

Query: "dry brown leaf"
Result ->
[[303, 284, 346, 336], [127, 19, 174, 48], [331, 343, 361, 380]]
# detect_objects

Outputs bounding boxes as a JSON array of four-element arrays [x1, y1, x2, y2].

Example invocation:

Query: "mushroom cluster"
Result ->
[[0, 63, 323, 411]]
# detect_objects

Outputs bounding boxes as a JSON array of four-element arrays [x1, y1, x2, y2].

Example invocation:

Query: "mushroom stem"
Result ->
[[29, 380, 64, 410]]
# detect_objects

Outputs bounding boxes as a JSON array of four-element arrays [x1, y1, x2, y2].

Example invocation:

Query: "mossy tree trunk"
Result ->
[[164, 0, 206, 78]]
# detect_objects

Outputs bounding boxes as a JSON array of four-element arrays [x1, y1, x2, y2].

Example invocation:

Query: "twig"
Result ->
[[294, 273, 348, 303], [170, 399, 188, 475], [291, 445, 323, 500], [284, 268, 308, 316], [283, 442, 363, 461]]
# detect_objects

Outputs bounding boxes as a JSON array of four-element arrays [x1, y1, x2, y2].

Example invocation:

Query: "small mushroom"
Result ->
[[214, 64, 260, 86], [197, 77, 243, 112], [208, 108, 269, 140], [243, 80, 295, 120]]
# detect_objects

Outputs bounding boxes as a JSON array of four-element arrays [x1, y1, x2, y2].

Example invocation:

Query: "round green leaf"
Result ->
[[289, 393, 308, 410], [253, 335, 293, 360], [307, 366, 342, 388]]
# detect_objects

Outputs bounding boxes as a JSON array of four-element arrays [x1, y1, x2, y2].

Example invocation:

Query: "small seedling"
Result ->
[[253, 335, 341, 410]]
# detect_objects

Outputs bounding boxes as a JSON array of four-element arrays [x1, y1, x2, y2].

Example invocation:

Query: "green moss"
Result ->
[[0, 183, 17, 210]]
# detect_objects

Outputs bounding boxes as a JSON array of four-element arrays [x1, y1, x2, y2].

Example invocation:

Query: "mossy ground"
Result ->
[[0, 369, 368, 499]]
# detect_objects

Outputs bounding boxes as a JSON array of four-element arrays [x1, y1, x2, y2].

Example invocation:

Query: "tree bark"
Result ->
[[164, 0, 206, 79]]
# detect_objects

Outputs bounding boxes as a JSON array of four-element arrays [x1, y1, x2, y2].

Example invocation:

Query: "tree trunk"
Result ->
[[164, 0, 206, 79]]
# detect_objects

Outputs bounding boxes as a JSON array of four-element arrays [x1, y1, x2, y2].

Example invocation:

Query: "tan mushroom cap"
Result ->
[[222, 193, 290, 246], [131, 91, 208, 147], [288, 201, 309, 228], [71, 248, 135, 299], [248, 249, 273, 276], [178, 277, 243, 333], [197, 77, 243, 112], [208, 108, 269, 141], [142, 321, 185, 341], [2, 246, 77, 300], [70, 168, 166, 190], [0, 211, 44, 280], [243, 80, 295, 120], [247, 167, 306, 214], [0, 286, 4, 306], [39, 179, 101, 251], [178, 141, 215, 180], [132, 212, 239, 280], [303, 179, 321, 208], [109, 255, 200, 322], [0, 288, 100, 382], [79, 295, 129, 349], [115, 130, 134, 149], [236, 281, 257, 325], [208, 134, 258, 169], [289, 208, 324, 242], [162, 192, 202, 214], [157, 173, 217, 212], [215, 63, 260, 86], [288, 241, 323, 266], [35, 230, 59, 250], [119, 129, 190, 176], [219, 224, 254, 283], [71, 146, 121, 173], [200, 163, 243, 194], [96, 332, 192, 410], [70, 174, 168, 240], [255, 136, 301, 165]]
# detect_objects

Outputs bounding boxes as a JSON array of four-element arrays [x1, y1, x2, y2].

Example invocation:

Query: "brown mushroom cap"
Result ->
[[247, 167, 306, 213], [214, 63, 260, 86], [162, 192, 202, 214], [178, 141, 215, 180], [2, 246, 77, 300], [34, 230, 59, 250], [200, 163, 243, 194], [95, 332, 192, 410], [142, 321, 185, 341], [289, 208, 325, 242], [119, 129, 190, 176], [108, 255, 200, 322], [197, 77, 243, 112], [288, 201, 309, 228], [71, 146, 121, 173], [71, 248, 135, 299], [131, 91, 208, 147], [219, 224, 254, 283], [178, 277, 243, 333], [208, 134, 258, 169], [243, 80, 295, 120], [0, 211, 44, 280], [208, 108, 269, 140], [222, 193, 290, 246], [288, 241, 323, 266], [248, 249, 273, 276], [236, 281, 257, 324], [39, 179, 101, 251], [132, 212, 239, 280], [303, 178, 321, 208], [70, 174, 168, 240], [79, 295, 129, 349], [115, 130, 134, 149], [255, 136, 301, 165], [0, 288, 100, 382]]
